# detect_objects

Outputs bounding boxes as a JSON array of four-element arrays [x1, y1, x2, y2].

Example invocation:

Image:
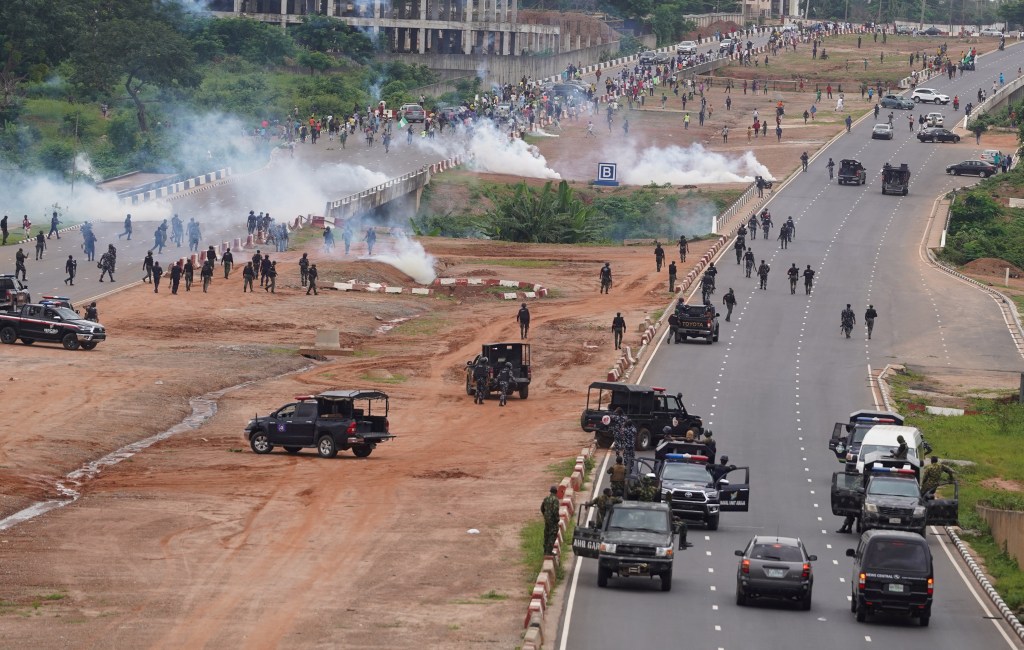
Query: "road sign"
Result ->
[[594, 162, 619, 187]]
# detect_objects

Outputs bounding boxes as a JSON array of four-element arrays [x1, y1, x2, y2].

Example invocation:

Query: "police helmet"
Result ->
[[720, 455, 729, 464]]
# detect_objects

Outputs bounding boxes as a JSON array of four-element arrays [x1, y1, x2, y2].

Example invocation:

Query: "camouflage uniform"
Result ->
[[922, 462, 955, 495], [608, 460, 627, 497], [541, 491, 560, 555], [628, 475, 659, 502], [586, 492, 622, 528]]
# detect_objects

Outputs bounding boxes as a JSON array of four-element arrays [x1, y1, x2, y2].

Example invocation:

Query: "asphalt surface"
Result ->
[[560, 45, 1024, 650], [1, 136, 448, 306]]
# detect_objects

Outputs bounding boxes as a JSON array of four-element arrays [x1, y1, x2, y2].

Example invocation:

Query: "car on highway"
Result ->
[[677, 40, 697, 55], [980, 28, 1003, 37], [926, 112, 944, 127], [912, 87, 950, 104], [719, 38, 734, 53], [946, 159, 997, 176], [847, 530, 934, 626], [399, 103, 425, 122], [838, 158, 867, 185], [735, 536, 816, 609], [639, 50, 658, 64], [916, 127, 960, 143], [916, 26, 943, 36], [653, 52, 673, 65], [871, 124, 894, 140], [581, 382, 703, 450], [0, 303, 105, 350], [880, 94, 915, 110]]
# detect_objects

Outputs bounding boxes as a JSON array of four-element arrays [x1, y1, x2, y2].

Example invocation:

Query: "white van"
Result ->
[[849, 425, 932, 472]]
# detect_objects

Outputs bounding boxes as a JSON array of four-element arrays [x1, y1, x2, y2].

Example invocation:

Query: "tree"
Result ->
[[1000, 0, 1024, 29], [198, 17, 295, 64], [483, 181, 606, 243], [298, 51, 335, 75], [292, 16, 345, 52], [72, 17, 201, 132]]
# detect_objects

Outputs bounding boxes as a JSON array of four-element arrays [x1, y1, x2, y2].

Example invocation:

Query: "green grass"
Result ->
[[40, 593, 65, 601], [650, 308, 665, 322], [392, 314, 444, 336], [287, 226, 324, 249], [357, 372, 407, 384], [479, 589, 508, 600], [351, 348, 381, 358], [1012, 294, 1024, 315]]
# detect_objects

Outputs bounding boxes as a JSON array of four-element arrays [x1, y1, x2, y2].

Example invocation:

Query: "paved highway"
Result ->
[[0, 136, 447, 306], [560, 45, 1024, 650]]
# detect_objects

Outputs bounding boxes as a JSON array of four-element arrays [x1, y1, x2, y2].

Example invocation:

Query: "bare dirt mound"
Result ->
[[962, 257, 1024, 278], [322, 258, 426, 285]]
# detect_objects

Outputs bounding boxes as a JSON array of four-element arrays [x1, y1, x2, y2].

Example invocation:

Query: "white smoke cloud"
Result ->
[[368, 229, 437, 284], [407, 122, 560, 179], [613, 143, 773, 185], [0, 169, 170, 224]]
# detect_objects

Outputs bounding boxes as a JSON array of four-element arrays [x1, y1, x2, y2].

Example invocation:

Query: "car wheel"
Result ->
[[635, 427, 653, 451], [352, 444, 373, 458], [519, 384, 529, 399], [250, 432, 273, 454], [736, 585, 748, 606], [954, 136, 960, 143], [707, 515, 720, 531], [465, 377, 473, 396], [801, 590, 812, 610], [596, 433, 613, 448], [597, 565, 610, 588], [713, 329, 719, 342], [284, 446, 302, 454], [0, 327, 16, 344], [954, 169, 961, 175], [80, 341, 97, 350], [317, 435, 338, 459], [850, 592, 857, 613], [981, 171, 990, 178], [903, 188, 908, 196], [661, 569, 673, 592], [62, 333, 80, 351]]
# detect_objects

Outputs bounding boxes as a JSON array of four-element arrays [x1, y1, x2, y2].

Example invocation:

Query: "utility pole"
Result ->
[[920, 0, 926, 28]]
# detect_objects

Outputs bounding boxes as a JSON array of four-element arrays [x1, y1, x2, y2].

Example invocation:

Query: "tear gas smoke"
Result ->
[[409, 122, 560, 179], [614, 143, 772, 185], [0, 168, 169, 224], [367, 230, 437, 284]]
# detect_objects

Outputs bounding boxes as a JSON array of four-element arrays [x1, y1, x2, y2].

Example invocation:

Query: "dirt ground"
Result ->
[[0, 229, 721, 647]]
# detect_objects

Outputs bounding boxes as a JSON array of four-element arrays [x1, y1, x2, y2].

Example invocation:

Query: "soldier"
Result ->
[[142, 251, 154, 283], [599, 262, 612, 293], [678, 234, 688, 262], [34, 230, 45, 260], [47, 211, 61, 239], [106, 243, 117, 274], [472, 357, 490, 404], [668, 261, 677, 292], [630, 473, 659, 502], [743, 249, 755, 278], [787, 263, 799, 294], [201, 259, 214, 293], [299, 253, 310, 286], [516, 302, 530, 339], [169, 261, 182, 295], [757, 260, 770, 290], [654, 240, 665, 272], [206, 245, 217, 271], [0, 214, 7, 245], [541, 486, 560, 556], [585, 488, 621, 528], [496, 361, 514, 406], [734, 236, 746, 264], [608, 456, 627, 497], [667, 309, 679, 344], [14, 248, 27, 281], [117, 213, 132, 240], [922, 457, 956, 495], [265, 261, 277, 293], [612, 312, 626, 350], [152, 261, 163, 293], [98, 249, 115, 283], [306, 263, 319, 295], [64, 255, 76, 286], [722, 288, 736, 321], [864, 304, 878, 339], [242, 262, 256, 293], [364, 227, 377, 255], [891, 435, 909, 459], [222, 248, 233, 279], [183, 258, 194, 292], [84, 302, 99, 322]]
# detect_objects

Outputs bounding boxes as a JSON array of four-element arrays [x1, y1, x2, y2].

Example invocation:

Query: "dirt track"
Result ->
[[0, 232, 718, 647]]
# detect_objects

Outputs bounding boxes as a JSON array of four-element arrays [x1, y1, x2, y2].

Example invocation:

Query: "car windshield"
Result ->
[[607, 508, 669, 532], [867, 476, 920, 497], [863, 540, 929, 571], [750, 543, 803, 562], [860, 444, 917, 462], [51, 307, 80, 320], [662, 463, 710, 482]]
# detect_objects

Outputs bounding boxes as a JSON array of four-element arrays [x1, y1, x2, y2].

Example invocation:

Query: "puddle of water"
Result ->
[[375, 316, 411, 335], [0, 368, 310, 533]]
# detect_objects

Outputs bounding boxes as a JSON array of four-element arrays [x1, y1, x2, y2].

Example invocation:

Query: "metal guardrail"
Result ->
[[713, 181, 757, 234]]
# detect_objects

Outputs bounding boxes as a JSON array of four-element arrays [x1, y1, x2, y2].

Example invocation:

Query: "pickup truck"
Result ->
[[831, 453, 958, 536], [881, 162, 911, 195], [465, 342, 531, 399], [672, 302, 719, 344], [580, 382, 703, 450], [838, 159, 867, 185], [828, 410, 904, 463], [245, 390, 396, 458], [0, 274, 31, 312], [648, 454, 750, 530], [0, 303, 105, 350], [572, 500, 686, 591]]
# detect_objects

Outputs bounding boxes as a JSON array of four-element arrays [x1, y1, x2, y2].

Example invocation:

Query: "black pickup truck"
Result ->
[[580, 382, 703, 450], [672, 303, 719, 344], [0, 303, 105, 350], [245, 390, 396, 458], [572, 501, 685, 591], [838, 159, 867, 185], [650, 454, 750, 530], [831, 453, 958, 536], [0, 274, 31, 312], [465, 342, 531, 399]]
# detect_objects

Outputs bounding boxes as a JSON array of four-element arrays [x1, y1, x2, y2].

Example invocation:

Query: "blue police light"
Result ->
[[868, 466, 916, 475], [665, 453, 709, 462]]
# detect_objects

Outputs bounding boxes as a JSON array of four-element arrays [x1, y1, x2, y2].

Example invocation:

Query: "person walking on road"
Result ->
[[98, 250, 115, 283], [47, 211, 61, 239], [34, 231, 45, 260], [678, 235, 688, 262], [242, 262, 255, 293], [516, 302, 531, 339], [668, 261, 677, 293], [222, 249, 233, 278], [15, 248, 27, 281], [64, 255, 76, 286], [826, 157, 835, 180], [654, 241, 665, 272], [541, 486, 560, 556], [864, 304, 878, 339], [201, 259, 214, 293], [723, 288, 736, 321], [800, 151, 809, 171], [757, 260, 770, 290], [306, 263, 319, 295], [612, 312, 626, 350], [117, 214, 132, 240]]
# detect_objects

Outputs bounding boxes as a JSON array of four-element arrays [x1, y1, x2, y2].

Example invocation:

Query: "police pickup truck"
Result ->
[[831, 453, 958, 536], [828, 410, 904, 463], [653, 452, 749, 531], [580, 382, 703, 450], [572, 500, 685, 591], [0, 303, 104, 350], [245, 390, 396, 458], [672, 302, 719, 344]]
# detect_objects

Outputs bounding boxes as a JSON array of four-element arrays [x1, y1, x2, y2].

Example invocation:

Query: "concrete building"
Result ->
[[211, 0, 563, 55]]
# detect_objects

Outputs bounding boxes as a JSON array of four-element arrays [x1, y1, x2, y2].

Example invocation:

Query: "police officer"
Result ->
[[743, 249, 755, 278], [205, 245, 217, 271], [47, 211, 61, 240], [586, 488, 621, 528], [201, 259, 214, 293], [803, 264, 815, 295], [306, 264, 319, 295], [608, 455, 627, 496], [599, 262, 612, 293], [183, 258, 194, 292], [152, 261, 163, 293], [15, 248, 27, 281], [98, 249, 115, 283], [299, 253, 310, 287], [678, 234, 688, 262], [757, 260, 770, 290], [668, 261, 677, 292], [242, 261, 256, 293], [222, 248, 233, 278], [541, 486, 560, 555], [734, 236, 746, 264], [654, 240, 665, 271], [841, 303, 856, 337], [864, 304, 878, 339], [64, 255, 76, 286], [496, 361, 514, 406], [472, 357, 490, 404], [516, 302, 531, 339], [702, 431, 717, 464], [118, 213, 132, 240], [142, 251, 154, 283], [265, 261, 277, 293], [34, 230, 45, 260], [611, 312, 626, 350], [667, 309, 679, 344], [922, 457, 956, 495], [169, 261, 182, 295], [722, 288, 736, 321], [84, 302, 99, 322], [709, 455, 735, 483]]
